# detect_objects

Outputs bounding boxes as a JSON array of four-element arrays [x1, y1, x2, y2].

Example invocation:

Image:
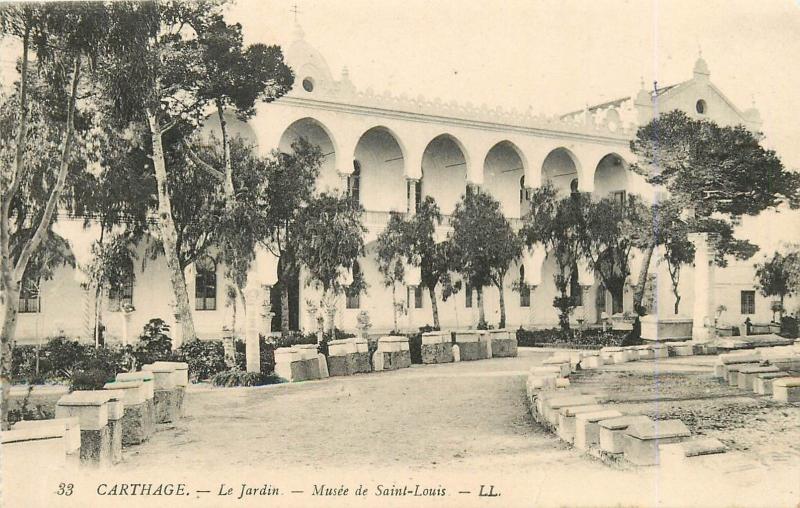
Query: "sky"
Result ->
[[226, 0, 800, 169]]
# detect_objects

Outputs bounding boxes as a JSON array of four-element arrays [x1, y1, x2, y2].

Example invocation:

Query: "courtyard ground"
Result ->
[[16, 348, 799, 508]]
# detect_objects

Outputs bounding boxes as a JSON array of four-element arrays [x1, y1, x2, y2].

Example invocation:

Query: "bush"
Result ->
[[210, 369, 285, 387], [234, 336, 276, 374], [780, 316, 798, 338], [516, 327, 631, 348], [177, 339, 227, 382], [11, 345, 43, 384], [131, 319, 173, 367], [70, 368, 116, 390]]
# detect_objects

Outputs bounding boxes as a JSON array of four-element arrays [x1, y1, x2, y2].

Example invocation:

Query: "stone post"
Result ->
[[121, 310, 133, 346], [55, 391, 113, 467], [407, 178, 420, 214], [245, 286, 270, 373], [171, 307, 184, 350], [688, 232, 719, 342]]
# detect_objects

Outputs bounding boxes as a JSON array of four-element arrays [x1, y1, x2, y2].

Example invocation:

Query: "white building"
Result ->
[[13, 25, 797, 344]]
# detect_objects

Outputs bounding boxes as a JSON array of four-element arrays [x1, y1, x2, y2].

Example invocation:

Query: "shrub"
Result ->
[[42, 336, 91, 379], [132, 319, 173, 367], [781, 316, 798, 338], [177, 339, 227, 382], [516, 327, 631, 348], [210, 369, 285, 387], [11, 345, 43, 384], [234, 336, 276, 374], [70, 368, 116, 391]]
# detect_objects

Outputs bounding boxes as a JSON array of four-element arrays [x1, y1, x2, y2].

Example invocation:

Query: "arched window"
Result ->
[[349, 160, 361, 203], [195, 255, 217, 311], [346, 261, 361, 309], [519, 265, 530, 308], [465, 283, 473, 308], [19, 274, 41, 314], [569, 267, 583, 306], [109, 258, 134, 312], [570, 178, 579, 194]]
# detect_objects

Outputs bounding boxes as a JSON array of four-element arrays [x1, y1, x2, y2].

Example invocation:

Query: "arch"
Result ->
[[19, 272, 41, 314], [109, 257, 135, 312], [279, 117, 341, 193], [195, 255, 218, 311], [353, 126, 407, 212], [420, 133, 470, 214], [593, 152, 629, 200], [482, 140, 528, 218], [200, 111, 259, 148], [541, 147, 582, 196]]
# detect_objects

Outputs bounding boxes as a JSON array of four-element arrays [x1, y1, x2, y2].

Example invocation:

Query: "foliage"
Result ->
[[754, 250, 800, 317], [176, 338, 227, 381], [210, 369, 285, 387], [449, 190, 522, 328], [515, 327, 631, 348], [234, 336, 276, 374], [780, 316, 798, 339], [131, 318, 173, 367], [375, 212, 409, 331]]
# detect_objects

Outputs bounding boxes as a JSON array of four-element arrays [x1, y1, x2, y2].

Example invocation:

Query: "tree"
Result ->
[[629, 110, 800, 313], [294, 192, 366, 335], [650, 200, 695, 315], [375, 212, 409, 332], [1, 2, 113, 429], [402, 196, 458, 330], [755, 249, 800, 321], [449, 189, 522, 329], [521, 185, 587, 333], [259, 138, 322, 335]]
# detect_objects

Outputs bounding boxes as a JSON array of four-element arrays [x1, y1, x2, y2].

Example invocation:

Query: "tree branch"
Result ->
[[182, 141, 224, 182]]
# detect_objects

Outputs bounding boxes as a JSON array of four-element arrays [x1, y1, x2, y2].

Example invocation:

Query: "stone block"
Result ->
[[275, 348, 308, 382], [151, 361, 189, 387], [421, 332, 454, 364], [640, 315, 693, 341], [666, 341, 693, 356], [2, 426, 67, 473], [598, 415, 652, 454], [12, 417, 80, 455], [581, 355, 603, 369], [487, 329, 518, 357], [635, 345, 655, 360], [104, 380, 145, 407], [153, 389, 179, 424], [541, 357, 571, 377], [541, 395, 598, 428], [623, 347, 639, 362], [556, 404, 604, 444], [375, 336, 412, 371], [452, 344, 460, 362], [600, 347, 622, 364], [120, 402, 148, 445], [658, 437, 726, 470], [454, 331, 487, 361], [622, 419, 691, 466], [753, 372, 790, 395], [772, 377, 800, 403], [293, 345, 322, 379], [574, 410, 624, 450], [736, 365, 781, 391], [116, 371, 154, 400], [318, 353, 329, 378], [142, 363, 176, 391], [651, 344, 669, 359], [726, 362, 761, 386], [56, 391, 110, 431]]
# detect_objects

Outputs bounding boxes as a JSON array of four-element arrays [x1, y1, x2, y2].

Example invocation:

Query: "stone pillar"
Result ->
[[171, 308, 184, 350], [142, 363, 178, 423], [406, 178, 420, 214], [55, 391, 113, 467], [104, 380, 147, 445], [121, 310, 133, 346], [688, 233, 719, 342], [245, 286, 273, 373]]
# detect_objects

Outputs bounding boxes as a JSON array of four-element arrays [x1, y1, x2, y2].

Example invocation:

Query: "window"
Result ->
[[195, 255, 217, 311], [346, 262, 361, 309], [570, 271, 583, 306], [350, 160, 361, 204], [302, 77, 314, 93], [519, 266, 530, 308], [570, 178, 579, 194], [411, 286, 423, 309], [465, 284, 473, 308], [696, 99, 706, 114], [19, 275, 40, 313], [612, 190, 626, 207], [109, 259, 134, 312], [740, 290, 755, 315]]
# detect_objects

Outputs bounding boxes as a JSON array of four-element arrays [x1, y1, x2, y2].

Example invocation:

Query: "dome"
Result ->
[[285, 23, 333, 94], [693, 56, 710, 77]]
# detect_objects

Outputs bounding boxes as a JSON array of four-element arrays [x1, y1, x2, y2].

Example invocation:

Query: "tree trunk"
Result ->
[[391, 283, 398, 333], [632, 242, 655, 315], [428, 285, 440, 330], [280, 282, 290, 336], [0, 278, 20, 430], [673, 292, 681, 315], [216, 100, 234, 200], [497, 282, 506, 329], [146, 109, 196, 347], [477, 287, 486, 327]]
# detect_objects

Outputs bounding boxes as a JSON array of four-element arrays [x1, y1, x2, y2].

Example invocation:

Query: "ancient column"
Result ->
[[688, 232, 719, 342], [244, 286, 270, 373]]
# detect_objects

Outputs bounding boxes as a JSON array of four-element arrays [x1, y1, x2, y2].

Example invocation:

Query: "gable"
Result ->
[[656, 80, 753, 129]]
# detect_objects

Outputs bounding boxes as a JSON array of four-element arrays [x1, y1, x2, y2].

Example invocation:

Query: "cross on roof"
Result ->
[[290, 2, 300, 22]]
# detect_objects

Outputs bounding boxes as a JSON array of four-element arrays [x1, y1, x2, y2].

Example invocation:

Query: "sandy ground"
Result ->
[[6, 349, 799, 508]]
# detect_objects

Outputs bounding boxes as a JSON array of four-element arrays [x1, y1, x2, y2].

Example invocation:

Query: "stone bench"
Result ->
[[274, 347, 318, 382], [574, 410, 624, 450], [293, 344, 324, 379], [600, 346, 625, 364], [556, 404, 605, 444], [142, 363, 179, 423], [55, 391, 113, 467], [714, 353, 761, 378], [658, 437, 727, 470], [420, 331, 454, 364], [622, 419, 691, 466], [115, 371, 155, 438], [736, 365, 781, 391], [665, 341, 693, 357], [327, 338, 369, 376], [540, 395, 598, 428], [454, 331, 489, 361], [373, 336, 411, 371], [2, 425, 68, 475], [753, 371, 790, 395], [772, 377, 800, 403], [149, 361, 188, 416], [597, 415, 652, 454], [104, 380, 148, 445], [486, 329, 518, 357]]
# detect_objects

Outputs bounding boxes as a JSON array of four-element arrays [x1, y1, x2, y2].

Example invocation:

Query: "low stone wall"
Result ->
[[420, 332, 453, 364], [7, 385, 69, 421]]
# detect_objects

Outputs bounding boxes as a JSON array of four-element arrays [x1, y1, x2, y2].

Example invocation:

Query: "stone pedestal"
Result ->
[[486, 329, 518, 357], [55, 391, 113, 467], [688, 233, 719, 342], [640, 315, 693, 342], [454, 331, 487, 361], [275, 348, 305, 382], [597, 415, 652, 454], [753, 372, 790, 395], [772, 377, 800, 403], [556, 404, 604, 444], [374, 336, 411, 371], [105, 380, 147, 445], [622, 419, 691, 466], [116, 372, 155, 438], [328, 339, 371, 376], [2, 426, 67, 475], [420, 331, 454, 364], [150, 361, 188, 416], [142, 364, 178, 424]]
